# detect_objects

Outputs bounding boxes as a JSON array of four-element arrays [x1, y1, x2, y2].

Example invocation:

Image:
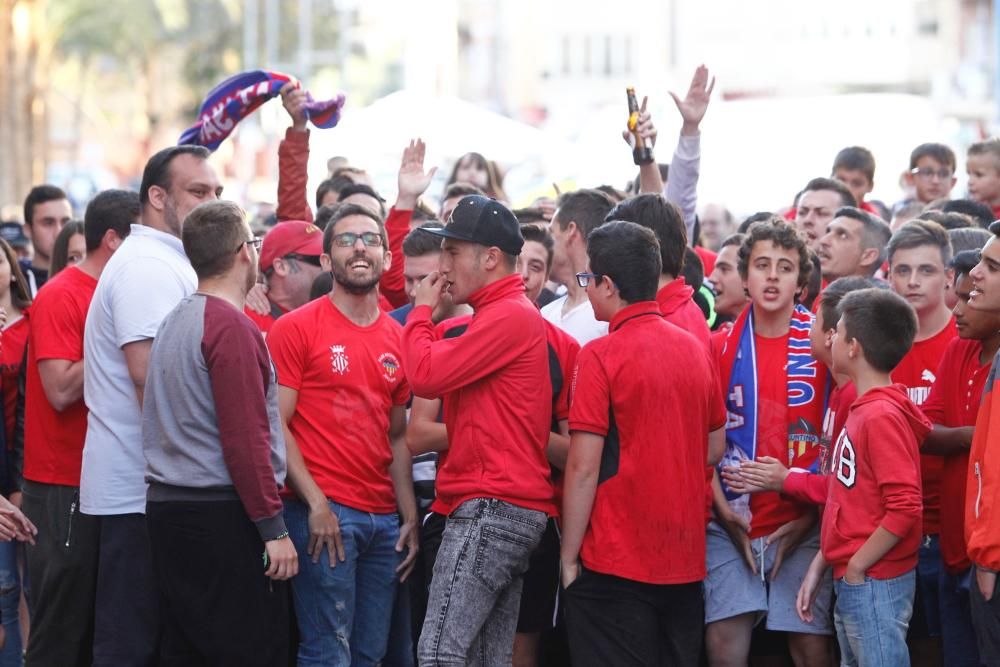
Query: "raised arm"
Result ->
[[665, 65, 715, 245], [276, 81, 315, 223]]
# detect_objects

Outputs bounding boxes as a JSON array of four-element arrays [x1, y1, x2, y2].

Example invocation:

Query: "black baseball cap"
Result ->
[[425, 195, 523, 255], [0, 222, 29, 249]]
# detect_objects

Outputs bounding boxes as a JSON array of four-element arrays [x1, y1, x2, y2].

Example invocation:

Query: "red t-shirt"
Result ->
[[747, 333, 806, 537], [244, 302, 288, 338], [0, 316, 28, 442], [921, 338, 991, 573], [655, 278, 711, 350], [890, 318, 957, 535], [23, 267, 97, 485], [570, 302, 726, 584], [268, 297, 410, 513]]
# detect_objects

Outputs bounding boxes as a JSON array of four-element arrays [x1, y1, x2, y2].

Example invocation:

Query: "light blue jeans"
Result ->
[[0, 541, 21, 667], [284, 499, 401, 667], [834, 569, 916, 667]]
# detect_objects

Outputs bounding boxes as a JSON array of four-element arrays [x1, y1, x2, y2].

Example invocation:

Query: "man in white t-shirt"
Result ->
[[81, 145, 222, 666], [542, 189, 614, 345]]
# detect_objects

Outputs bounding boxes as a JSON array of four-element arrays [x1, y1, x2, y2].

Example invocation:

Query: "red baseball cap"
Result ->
[[260, 221, 324, 272]]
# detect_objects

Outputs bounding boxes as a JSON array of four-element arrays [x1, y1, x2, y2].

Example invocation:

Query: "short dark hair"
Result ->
[[802, 177, 857, 209], [316, 175, 354, 210], [83, 189, 139, 251], [322, 204, 387, 255], [587, 221, 661, 303], [313, 203, 341, 231], [413, 199, 438, 223], [834, 207, 892, 270], [941, 199, 995, 229], [513, 208, 548, 225], [832, 146, 876, 183], [402, 222, 445, 257], [682, 247, 704, 291], [819, 276, 876, 332], [606, 194, 686, 278], [737, 212, 775, 235], [181, 200, 247, 280], [719, 233, 746, 250], [838, 288, 917, 372], [23, 184, 68, 227], [915, 210, 973, 231], [737, 216, 811, 289], [910, 143, 956, 172], [949, 227, 991, 255], [554, 189, 614, 241], [952, 249, 982, 280], [337, 183, 386, 218], [443, 182, 486, 201], [139, 145, 211, 209], [593, 184, 628, 203], [967, 138, 1000, 165], [887, 219, 951, 266], [520, 224, 555, 270]]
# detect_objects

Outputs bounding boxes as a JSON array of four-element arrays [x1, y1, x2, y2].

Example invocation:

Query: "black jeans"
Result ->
[[147, 499, 291, 667], [564, 568, 704, 667], [22, 480, 99, 667]]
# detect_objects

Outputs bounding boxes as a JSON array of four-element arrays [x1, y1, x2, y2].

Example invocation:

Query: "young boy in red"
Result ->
[[966, 138, 1000, 220], [559, 220, 726, 665], [798, 288, 930, 667]]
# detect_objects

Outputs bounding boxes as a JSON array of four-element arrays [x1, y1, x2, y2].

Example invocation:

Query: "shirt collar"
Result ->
[[609, 300, 662, 332]]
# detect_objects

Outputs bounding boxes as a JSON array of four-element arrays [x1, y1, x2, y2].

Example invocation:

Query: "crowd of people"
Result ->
[[1, 64, 1000, 667]]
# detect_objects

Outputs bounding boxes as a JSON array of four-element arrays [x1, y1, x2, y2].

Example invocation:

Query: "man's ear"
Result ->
[[147, 184, 168, 213], [320, 254, 332, 272], [858, 247, 881, 272], [383, 248, 392, 273]]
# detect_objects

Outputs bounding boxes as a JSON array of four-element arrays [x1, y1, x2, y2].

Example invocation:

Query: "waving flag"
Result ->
[[178, 70, 345, 151]]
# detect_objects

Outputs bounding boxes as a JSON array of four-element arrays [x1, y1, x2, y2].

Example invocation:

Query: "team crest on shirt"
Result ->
[[329, 345, 350, 375], [379, 353, 400, 382]]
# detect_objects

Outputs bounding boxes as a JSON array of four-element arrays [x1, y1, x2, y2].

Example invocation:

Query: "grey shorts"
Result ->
[[704, 520, 834, 635]]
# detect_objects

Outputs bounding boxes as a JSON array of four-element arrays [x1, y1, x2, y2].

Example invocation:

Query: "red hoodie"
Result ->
[[655, 278, 710, 349], [402, 273, 555, 515], [822, 384, 930, 579]]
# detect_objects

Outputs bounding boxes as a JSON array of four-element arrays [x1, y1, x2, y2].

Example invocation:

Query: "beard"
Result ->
[[330, 253, 383, 295]]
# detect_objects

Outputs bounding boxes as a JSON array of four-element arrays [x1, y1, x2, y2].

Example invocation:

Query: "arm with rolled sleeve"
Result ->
[[664, 133, 700, 245]]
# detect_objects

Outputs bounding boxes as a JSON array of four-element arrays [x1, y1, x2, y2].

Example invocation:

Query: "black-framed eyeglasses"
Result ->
[[235, 237, 263, 254], [575, 272, 601, 288], [910, 167, 953, 181], [283, 253, 323, 267], [332, 232, 384, 248]]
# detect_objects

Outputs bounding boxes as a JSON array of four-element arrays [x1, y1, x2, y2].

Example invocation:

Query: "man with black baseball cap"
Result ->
[[402, 195, 554, 665]]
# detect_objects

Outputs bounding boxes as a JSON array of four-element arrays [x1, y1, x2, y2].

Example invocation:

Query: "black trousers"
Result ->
[[971, 575, 1000, 664], [563, 568, 704, 667], [22, 481, 99, 667], [146, 499, 290, 667], [92, 512, 161, 667]]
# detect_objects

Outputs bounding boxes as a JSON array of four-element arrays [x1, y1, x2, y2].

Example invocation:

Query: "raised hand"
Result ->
[[279, 81, 308, 132], [397, 139, 437, 210], [669, 64, 715, 135], [622, 95, 657, 149]]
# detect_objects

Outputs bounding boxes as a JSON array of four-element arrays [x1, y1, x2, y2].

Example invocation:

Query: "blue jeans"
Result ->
[[284, 499, 401, 667], [834, 570, 915, 667], [938, 566, 980, 667], [0, 541, 21, 667]]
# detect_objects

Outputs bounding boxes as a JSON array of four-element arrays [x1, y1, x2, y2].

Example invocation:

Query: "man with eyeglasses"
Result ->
[[248, 220, 325, 336], [268, 203, 418, 665], [142, 200, 297, 664]]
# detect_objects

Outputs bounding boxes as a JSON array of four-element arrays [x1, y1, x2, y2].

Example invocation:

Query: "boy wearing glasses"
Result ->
[[268, 203, 419, 665], [561, 220, 725, 665], [904, 143, 957, 207]]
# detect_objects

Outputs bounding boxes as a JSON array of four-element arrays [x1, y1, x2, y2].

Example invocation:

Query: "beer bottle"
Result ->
[[626, 87, 654, 165]]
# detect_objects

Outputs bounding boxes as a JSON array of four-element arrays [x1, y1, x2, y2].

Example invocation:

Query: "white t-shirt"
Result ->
[[540, 295, 608, 346], [80, 224, 197, 515]]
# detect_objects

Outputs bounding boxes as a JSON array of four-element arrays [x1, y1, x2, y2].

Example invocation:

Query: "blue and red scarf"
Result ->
[[178, 70, 345, 151], [718, 304, 827, 516]]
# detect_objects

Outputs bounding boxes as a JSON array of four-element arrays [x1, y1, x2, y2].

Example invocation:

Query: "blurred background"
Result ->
[[0, 0, 997, 220]]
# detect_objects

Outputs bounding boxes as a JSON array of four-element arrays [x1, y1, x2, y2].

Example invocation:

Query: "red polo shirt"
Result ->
[[403, 274, 555, 516], [921, 338, 991, 573], [570, 301, 726, 584]]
